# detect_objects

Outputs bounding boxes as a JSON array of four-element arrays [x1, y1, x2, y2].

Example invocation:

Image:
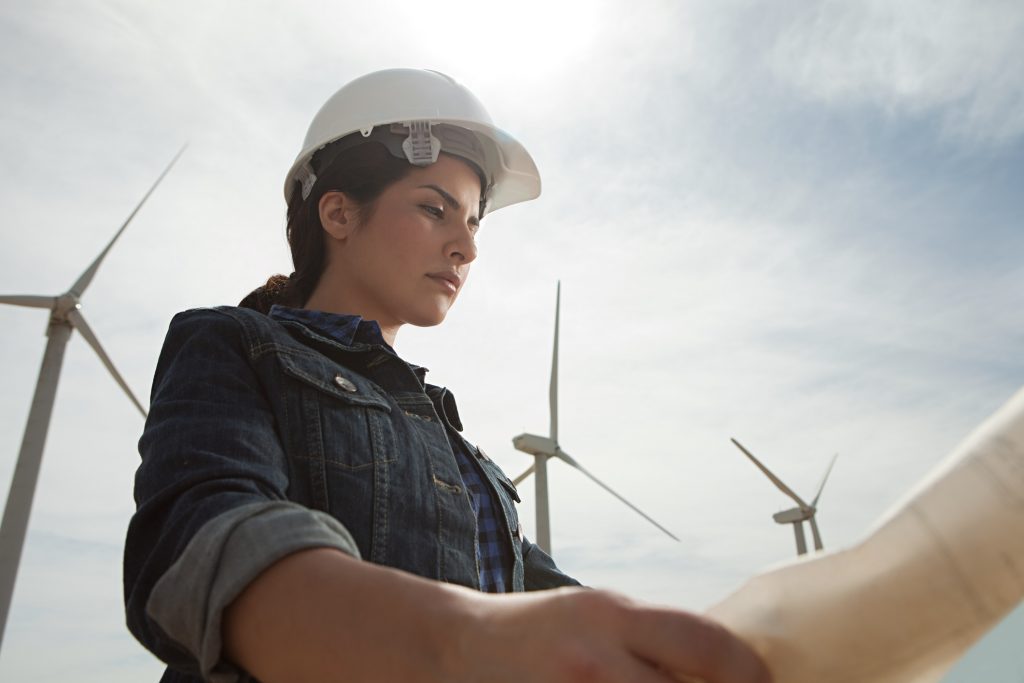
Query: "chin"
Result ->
[[406, 307, 451, 328]]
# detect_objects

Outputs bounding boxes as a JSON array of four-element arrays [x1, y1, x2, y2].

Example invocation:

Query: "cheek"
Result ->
[[362, 221, 417, 267], [396, 225, 443, 263]]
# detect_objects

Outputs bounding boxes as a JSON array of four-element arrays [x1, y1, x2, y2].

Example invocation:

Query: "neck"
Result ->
[[303, 277, 401, 348]]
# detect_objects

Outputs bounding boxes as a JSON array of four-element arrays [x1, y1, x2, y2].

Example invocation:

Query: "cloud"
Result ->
[[0, 531, 164, 682], [767, 0, 1024, 144]]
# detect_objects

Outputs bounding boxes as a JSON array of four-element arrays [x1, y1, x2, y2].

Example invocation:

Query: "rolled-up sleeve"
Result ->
[[522, 536, 583, 591], [123, 308, 361, 681]]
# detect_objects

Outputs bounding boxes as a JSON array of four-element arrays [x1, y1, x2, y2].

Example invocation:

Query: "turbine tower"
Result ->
[[0, 146, 185, 651], [511, 282, 679, 554], [730, 438, 837, 556]]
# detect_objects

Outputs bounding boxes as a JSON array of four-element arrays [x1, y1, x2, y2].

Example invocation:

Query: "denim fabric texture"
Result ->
[[268, 305, 514, 592], [123, 306, 579, 682]]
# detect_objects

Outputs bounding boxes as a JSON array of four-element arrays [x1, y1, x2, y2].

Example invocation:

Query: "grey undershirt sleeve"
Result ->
[[146, 501, 362, 682]]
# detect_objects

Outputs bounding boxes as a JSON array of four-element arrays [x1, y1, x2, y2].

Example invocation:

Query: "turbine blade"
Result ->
[[730, 438, 810, 508], [556, 449, 680, 542], [809, 515, 824, 551], [70, 144, 188, 297], [0, 295, 57, 310], [811, 453, 839, 508], [512, 463, 536, 486], [793, 521, 808, 555], [67, 309, 147, 418], [549, 281, 560, 443]]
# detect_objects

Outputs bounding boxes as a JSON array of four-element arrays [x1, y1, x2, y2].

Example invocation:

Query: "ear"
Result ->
[[318, 191, 358, 241]]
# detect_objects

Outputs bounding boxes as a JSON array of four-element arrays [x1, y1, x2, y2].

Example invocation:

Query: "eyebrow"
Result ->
[[419, 184, 461, 210]]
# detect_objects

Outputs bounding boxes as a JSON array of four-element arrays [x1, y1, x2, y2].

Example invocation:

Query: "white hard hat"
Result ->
[[284, 68, 541, 215]]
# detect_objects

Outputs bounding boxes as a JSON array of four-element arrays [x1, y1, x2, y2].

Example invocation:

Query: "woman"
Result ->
[[124, 69, 770, 683]]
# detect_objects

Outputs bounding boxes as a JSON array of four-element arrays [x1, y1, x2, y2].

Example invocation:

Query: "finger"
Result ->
[[624, 607, 771, 683]]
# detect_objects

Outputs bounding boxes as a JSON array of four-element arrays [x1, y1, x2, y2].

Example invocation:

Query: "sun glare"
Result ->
[[409, 0, 608, 84]]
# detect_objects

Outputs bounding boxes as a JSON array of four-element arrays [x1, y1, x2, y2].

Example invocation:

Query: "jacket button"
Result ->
[[333, 374, 357, 392]]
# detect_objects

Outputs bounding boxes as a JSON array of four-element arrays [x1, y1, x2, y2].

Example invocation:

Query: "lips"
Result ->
[[427, 271, 462, 292]]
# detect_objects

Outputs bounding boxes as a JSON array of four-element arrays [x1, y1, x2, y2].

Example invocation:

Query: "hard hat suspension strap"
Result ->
[[296, 122, 492, 207], [401, 121, 442, 166]]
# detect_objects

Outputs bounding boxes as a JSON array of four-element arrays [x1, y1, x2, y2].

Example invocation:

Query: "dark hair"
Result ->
[[239, 142, 414, 313]]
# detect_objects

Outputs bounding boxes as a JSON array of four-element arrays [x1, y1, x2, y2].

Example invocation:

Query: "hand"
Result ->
[[452, 587, 771, 683]]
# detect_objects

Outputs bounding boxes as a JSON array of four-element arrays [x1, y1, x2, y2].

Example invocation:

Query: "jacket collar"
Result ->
[[266, 307, 462, 432], [268, 304, 430, 386], [269, 304, 389, 349]]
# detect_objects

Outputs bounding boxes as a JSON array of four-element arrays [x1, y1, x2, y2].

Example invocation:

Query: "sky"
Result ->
[[0, 0, 1022, 680]]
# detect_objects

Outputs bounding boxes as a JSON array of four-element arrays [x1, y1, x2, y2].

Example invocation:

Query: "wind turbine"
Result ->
[[0, 146, 185, 651], [511, 282, 679, 554], [730, 438, 837, 556]]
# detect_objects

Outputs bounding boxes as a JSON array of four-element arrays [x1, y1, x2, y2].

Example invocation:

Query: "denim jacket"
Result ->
[[123, 306, 579, 682]]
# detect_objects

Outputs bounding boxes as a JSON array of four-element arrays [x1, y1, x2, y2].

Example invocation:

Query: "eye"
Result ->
[[421, 204, 444, 219]]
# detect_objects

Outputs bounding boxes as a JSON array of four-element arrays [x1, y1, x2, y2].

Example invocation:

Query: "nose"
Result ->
[[447, 222, 478, 264]]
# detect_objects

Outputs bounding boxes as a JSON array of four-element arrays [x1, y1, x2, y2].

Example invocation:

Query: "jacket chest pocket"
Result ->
[[277, 352, 395, 471]]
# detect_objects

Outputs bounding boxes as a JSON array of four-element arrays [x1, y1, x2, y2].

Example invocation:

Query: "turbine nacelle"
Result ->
[[513, 433, 557, 457], [773, 507, 814, 524], [52, 294, 81, 321]]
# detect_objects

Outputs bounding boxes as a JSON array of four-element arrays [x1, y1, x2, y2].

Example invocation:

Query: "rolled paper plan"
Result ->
[[707, 387, 1024, 683]]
